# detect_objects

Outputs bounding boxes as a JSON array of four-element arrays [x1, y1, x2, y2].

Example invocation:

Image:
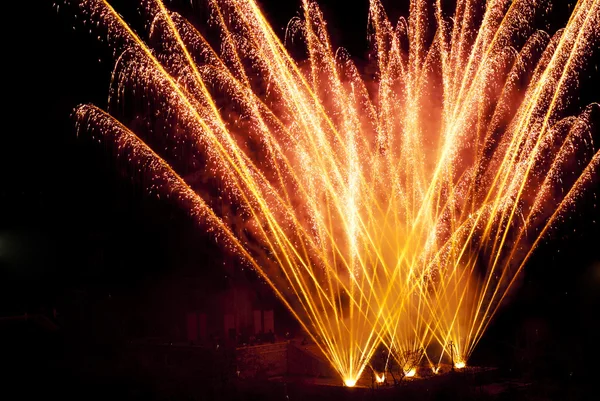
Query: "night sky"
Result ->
[[1, 0, 599, 384]]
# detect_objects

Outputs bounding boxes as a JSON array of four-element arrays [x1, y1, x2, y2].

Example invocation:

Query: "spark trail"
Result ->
[[70, 0, 599, 385]]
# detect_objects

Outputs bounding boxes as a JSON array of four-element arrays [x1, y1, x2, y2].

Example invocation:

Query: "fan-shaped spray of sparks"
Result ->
[[70, 0, 599, 386]]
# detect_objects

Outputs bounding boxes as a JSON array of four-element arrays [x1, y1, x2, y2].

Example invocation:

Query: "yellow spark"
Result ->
[[70, 0, 600, 386]]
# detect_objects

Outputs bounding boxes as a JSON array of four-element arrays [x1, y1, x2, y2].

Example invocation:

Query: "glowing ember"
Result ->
[[454, 361, 466, 369], [432, 366, 440, 375], [69, 0, 600, 385], [344, 378, 357, 387]]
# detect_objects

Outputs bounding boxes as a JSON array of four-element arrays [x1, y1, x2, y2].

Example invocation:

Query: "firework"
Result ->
[[70, 0, 599, 385]]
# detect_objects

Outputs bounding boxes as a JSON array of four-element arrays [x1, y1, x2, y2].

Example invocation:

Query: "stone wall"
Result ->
[[287, 343, 336, 377], [236, 342, 288, 378], [236, 341, 336, 379]]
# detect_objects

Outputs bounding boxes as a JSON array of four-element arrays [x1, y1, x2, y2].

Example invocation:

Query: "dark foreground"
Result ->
[[3, 319, 595, 401]]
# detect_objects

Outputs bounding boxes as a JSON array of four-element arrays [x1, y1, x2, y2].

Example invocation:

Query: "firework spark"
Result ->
[[69, 0, 599, 385]]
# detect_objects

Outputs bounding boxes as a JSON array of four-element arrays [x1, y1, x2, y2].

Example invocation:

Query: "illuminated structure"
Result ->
[[72, 0, 599, 385]]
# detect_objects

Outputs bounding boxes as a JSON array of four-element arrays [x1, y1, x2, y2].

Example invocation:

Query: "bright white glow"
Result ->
[[455, 361, 466, 369], [405, 368, 416, 377], [344, 378, 357, 387], [376, 374, 385, 383]]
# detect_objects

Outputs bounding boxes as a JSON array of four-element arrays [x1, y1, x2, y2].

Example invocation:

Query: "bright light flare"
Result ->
[[404, 368, 417, 377], [454, 361, 466, 369], [375, 374, 385, 383], [344, 378, 357, 387]]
